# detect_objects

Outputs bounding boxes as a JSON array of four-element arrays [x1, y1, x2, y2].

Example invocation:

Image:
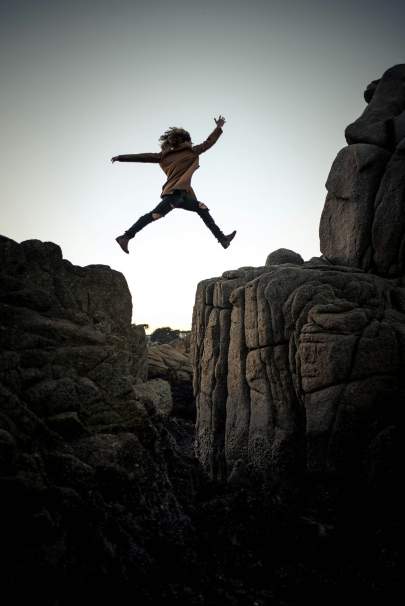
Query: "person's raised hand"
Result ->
[[214, 115, 226, 128]]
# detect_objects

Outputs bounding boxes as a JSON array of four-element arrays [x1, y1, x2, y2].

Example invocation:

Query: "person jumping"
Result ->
[[112, 115, 236, 254]]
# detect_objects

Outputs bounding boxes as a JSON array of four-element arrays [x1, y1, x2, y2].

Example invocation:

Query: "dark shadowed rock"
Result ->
[[364, 78, 380, 104], [345, 64, 405, 149], [46, 411, 89, 439], [320, 64, 405, 277], [0, 428, 17, 473], [132, 377, 173, 416], [319, 144, 390, 269], [265, 248, 304, 266], [372, 146, 405, 275], [0, 236, 198, 603]]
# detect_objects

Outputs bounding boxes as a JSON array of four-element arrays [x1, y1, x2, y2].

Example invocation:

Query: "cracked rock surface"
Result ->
[[192, 260, 402, 486], [320, 64, 405, 276], [192, 65, 404, 489], [0, 236, 199, 602], [148, 342, 195, 420]]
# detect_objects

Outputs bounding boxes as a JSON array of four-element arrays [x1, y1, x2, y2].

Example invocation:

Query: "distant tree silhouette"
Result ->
[[150, 326, 180, 344]]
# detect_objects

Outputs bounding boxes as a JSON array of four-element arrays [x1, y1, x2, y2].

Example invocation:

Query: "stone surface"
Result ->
[[0, 236, 198, 602], [132, 377, 173, 417], [345, 64, 405, 149], [266, 248, 304, 266], [192, 260, 402, 488], [193, 67, 404, 488], [320, 64, 405, 276], [148, 342, 195, 420], [319, 144, 390, 269]]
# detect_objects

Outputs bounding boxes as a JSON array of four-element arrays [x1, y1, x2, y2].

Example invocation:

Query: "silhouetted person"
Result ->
[[112, 115, 236, 254]]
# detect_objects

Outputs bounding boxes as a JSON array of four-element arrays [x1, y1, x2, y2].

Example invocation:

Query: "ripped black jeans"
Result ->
[[124, 189, 227, 243]]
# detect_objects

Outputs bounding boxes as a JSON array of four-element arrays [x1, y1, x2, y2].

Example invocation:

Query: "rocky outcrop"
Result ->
[[0, 236, 198, 601], [192, 66, 404, 493], [320, 64, 405, 276], [192, 257, 402, 487], [148, 343, 194, 420]]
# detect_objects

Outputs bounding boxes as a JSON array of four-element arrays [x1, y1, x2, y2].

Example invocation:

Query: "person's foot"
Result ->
[[116, 235, 130, 254], [220, 230, 236, 249]]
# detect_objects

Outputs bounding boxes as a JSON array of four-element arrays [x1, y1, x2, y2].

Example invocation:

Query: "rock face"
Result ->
[[192, 260, 402, 486], [192, 66, 403, 491], [0, 236, 197, 601], [320, 64, 405, 276], [148, 343, 195, 420]]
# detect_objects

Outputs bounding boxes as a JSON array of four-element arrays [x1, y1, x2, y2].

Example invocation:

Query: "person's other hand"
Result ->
[[111, 156, 119, 163], [214, 115, 226, 128]]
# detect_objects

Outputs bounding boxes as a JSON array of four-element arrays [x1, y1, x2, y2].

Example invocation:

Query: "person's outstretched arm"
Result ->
[[111, 152, 162, 163], [191, 115, 226, 155]]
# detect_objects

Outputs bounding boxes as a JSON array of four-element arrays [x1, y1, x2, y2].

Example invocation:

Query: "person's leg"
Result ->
[[176, 191, 236, 248], [124, 197, 174, 238], [116, 193, 180, 253]]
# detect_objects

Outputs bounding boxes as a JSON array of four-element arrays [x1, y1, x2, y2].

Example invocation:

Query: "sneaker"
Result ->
[[220, 230, 236, 249], [116, 235, 130, 254]]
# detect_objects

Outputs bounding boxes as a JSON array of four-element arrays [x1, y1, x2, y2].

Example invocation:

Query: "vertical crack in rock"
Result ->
[[372, 145, 405, 275], [225, 286, 250, 472]]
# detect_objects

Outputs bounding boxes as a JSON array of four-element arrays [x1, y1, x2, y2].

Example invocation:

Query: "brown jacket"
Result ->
[[116, 125, 223, 199]]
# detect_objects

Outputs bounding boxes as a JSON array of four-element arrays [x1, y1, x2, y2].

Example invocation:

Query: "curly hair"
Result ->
[[159, 127, 192, 152]]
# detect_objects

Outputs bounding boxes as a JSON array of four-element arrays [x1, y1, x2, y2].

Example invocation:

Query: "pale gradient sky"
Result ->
[[1, 0, 404, 331]]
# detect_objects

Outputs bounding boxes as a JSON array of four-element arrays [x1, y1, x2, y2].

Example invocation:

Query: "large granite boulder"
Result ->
[[192, 258, 402, 486], [0, 236, 197, 601], [345, 64, 405, 149], [320, 64, 405, 276]]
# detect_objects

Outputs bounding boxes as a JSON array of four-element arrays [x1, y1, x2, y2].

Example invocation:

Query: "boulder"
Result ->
[[192, 262, 402, 487], [266, 248, 304, 266], [320, 64, 405, 277], [148, 343, 194, 420], [345, 64, 405, 149]]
